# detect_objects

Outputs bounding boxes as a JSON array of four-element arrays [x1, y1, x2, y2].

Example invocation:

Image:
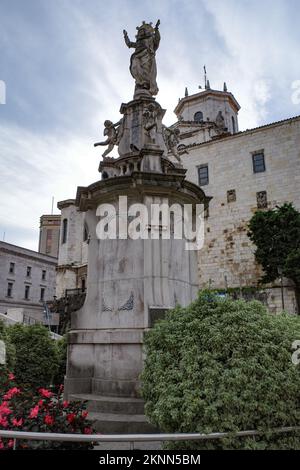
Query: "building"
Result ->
[[38, 214, 61, 258], [54, 200, 88, 299], [173, 85, 300, 314], [0, 241, 59, 326], [55, 84, 300, 314]]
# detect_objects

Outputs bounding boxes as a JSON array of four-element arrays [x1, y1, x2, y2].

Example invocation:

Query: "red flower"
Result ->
[[38, 388, 53, 398], [8, 440, 14, 449], [44, 415, 54, 426], [8, 373, 15, 381], [38, 399, 44, 407], [29, 405, 39, 419], [0, 416, 8, 428], [12, 418, 23, 427], [82, 411, 88, 418], [84, 427, 93, 435], [3, 387, 21, 400], [0, 402, 12, 415], [0, 440, 4, 450], [63, 400, 69, 408], [67, 413, 76, 424]]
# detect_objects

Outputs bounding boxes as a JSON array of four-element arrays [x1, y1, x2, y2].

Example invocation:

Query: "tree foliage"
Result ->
[[248, 203, 300, 310], [141, 293, 300, 449], [6, 324, 59, 390]]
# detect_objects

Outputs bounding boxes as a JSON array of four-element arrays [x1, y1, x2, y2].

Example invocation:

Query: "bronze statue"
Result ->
[[123, 20, 160, 97]]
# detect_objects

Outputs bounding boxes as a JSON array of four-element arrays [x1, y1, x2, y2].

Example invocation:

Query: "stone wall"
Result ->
[[181, 116, 300, 313]]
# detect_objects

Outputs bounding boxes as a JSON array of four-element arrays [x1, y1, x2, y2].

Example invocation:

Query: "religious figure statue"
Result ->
[[162, 125, 182, 163], [215, 110, 226, 134], [123, 20, 160, 97], [143, 103, 158, 144], [94, 119, 123, 157]]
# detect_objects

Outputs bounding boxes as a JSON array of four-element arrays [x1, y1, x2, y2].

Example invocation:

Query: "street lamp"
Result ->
[[278, 267, 285, 310]]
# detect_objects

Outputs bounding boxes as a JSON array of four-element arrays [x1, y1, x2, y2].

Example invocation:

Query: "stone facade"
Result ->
[[174, 89, 300, 314], [0, 241, 59, 325], [56, 200, 88, 299], [38, 214, 61, 258]]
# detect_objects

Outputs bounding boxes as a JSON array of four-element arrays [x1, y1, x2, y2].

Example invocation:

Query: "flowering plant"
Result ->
[[0, 373, 96, 450]]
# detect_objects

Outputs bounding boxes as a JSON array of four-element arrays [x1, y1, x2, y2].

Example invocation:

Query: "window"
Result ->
[[232, 116, 236, 134], [25, 285, 30, 300], [46, 229, 52, 254], [62, 218, 68, 244], [198, 165, 209, 186], [42, 270, 46, 280], [252, 152, 266, 173], [7, 282, 13, 297], [83, 225, 88, 242], [81, 278, 86, 292], [9, 262, 15, 274], [26, 266, 31, 277], [40, 288, 45, 302], [194, 111, 203, 123]]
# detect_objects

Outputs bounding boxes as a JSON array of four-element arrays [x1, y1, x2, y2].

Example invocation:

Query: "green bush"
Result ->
[[141, 293, 300, 449], [0, 320, 16, 393], [53, 335, 67, 387], [7, 323, 59, 390]]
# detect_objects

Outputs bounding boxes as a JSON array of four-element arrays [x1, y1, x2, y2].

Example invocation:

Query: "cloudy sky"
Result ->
[[0, 0, 299, 251]]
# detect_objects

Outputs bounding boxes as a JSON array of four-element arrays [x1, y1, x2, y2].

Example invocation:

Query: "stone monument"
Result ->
[[64, 21, 210, 432]]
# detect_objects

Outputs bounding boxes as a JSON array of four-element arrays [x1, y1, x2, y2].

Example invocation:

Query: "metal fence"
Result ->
[[1, 426, 299, 450]]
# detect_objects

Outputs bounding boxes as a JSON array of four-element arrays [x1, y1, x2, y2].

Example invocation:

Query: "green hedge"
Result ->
[[141, 293, 300, 449], [6, 323, 59, 390]]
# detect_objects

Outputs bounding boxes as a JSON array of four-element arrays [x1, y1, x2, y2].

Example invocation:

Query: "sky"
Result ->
[[0, 0, 299, 251]]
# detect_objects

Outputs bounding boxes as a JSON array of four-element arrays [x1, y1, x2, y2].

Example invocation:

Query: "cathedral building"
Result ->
[[55, 83, 300, 314]]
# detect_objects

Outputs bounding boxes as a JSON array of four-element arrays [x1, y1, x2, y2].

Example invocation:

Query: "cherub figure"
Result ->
[[94, 119, 123, 157]]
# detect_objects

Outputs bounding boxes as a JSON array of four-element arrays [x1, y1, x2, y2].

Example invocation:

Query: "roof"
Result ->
[[174, 89, 241, 115], [0, 241, 58, 263]]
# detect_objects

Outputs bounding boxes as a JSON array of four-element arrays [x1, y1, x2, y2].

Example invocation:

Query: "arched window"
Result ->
[[194, 111, 203, 123], [102, 171, 108, 179], [232, 116, 236, 134], [83, 224, 89, 242], [62, 218, 68, 244]]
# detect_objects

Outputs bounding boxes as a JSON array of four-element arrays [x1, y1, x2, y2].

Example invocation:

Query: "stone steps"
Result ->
[[69, 393, 158, 434]]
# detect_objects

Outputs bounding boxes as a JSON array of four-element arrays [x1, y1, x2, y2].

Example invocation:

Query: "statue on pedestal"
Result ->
[[163, 125, 182, 163], [123, 20, 160, 98], [94, 119, 123, 157]]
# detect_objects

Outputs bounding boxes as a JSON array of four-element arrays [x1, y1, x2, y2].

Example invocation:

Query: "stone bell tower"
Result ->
[[64, 21, 210, 432]]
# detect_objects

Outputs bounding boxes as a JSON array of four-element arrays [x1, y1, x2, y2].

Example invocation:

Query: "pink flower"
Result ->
[[63, 400, 69, 408], [0, 402, 12, 415], [8, 440, 14, 449], [0, 416, 8, 428], [12, 418, 23, 427], [3, 387, 21, 400], [8, 373, 15, 381], [29, 405, 39, 419], [38, 400, 44, 407], [67, 413, 76, 424], [44, 415, 54, 426], [0, 440, 4, 450], [82, 411, 88, 418], [38, 388, 53, 398], [84, 427, 93, 435]]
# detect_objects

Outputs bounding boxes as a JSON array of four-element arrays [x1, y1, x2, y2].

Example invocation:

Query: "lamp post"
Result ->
[[278, 267, 285, 310]]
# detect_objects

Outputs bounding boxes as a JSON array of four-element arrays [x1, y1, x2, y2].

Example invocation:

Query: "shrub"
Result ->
[[6, 324, 59, 390], [0, 373, 96, 450], [0, 321, 16, 393], [141, 293, 300, 449], [53, 336, 67, 388]]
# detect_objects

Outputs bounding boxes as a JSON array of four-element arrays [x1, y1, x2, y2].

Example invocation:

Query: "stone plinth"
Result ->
[[64, 171, 210, 399]]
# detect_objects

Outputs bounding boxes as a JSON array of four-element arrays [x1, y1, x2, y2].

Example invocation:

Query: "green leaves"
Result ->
[[141, 293, 300, 449]]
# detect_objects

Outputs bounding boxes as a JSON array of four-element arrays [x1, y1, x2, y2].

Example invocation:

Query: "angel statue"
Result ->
[[123, 20, 160, 97], [94, 119, 123, 158], [162, 125, 182, 163]]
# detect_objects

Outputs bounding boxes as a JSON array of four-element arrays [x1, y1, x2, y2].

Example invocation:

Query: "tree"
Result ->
[[141, 293, 300, 449], [248, 203, 300, 312], [7, 323, 59, 390]]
